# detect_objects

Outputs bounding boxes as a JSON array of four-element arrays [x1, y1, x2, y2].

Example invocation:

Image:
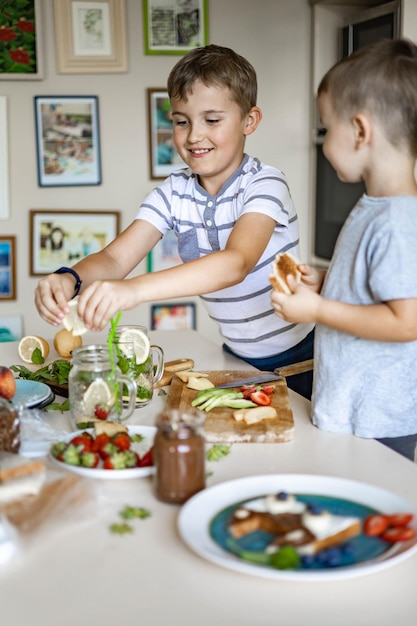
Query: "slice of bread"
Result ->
[[0, 452, 45, 484], [93, 422, 128, 437], [269, 252, 301, 294]]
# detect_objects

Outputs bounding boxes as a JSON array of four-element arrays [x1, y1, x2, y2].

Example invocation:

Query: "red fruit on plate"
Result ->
[[363, 514, 390, 537], [138, 447, 153, 468], [112, 432, 131, 451], [387, 513, 414, 527], [381, 527, 416, 542], [70, 435, 93, 453], [91, 433, 110, 453], [0, 366, 16, 400]]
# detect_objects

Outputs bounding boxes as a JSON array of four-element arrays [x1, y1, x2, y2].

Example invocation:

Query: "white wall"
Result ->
[[0, 0, 312, 345]]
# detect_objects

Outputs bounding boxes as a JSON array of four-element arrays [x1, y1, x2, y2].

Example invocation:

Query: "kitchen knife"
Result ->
[[216, 372, 283, 389]]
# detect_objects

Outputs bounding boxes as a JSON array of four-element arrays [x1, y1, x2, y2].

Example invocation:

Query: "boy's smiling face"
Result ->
[[171, 80, 260, 195]]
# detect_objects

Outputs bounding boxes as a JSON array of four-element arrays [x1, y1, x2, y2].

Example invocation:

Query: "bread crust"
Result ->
[[269, 252, 301, 294], [0, 452, 45, 483]]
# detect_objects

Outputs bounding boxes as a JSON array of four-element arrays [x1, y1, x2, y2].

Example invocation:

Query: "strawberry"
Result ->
[[250, 390, 272, 406], [381, 526, 416, 542], [261, 384, 275, 395], [91, 433, 110, 453], [103, 452, 129, 470], [99, 442, 119, 460], [94, 403, 109, 420], [138, 447, 153, 467], [363, 514, 390, 537], [112, 432, 131, 451], [387, 513, 414, 527], [240, 385, 257, 399], [70, 434, 93, 452]]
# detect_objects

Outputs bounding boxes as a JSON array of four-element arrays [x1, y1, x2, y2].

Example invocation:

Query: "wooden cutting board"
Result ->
[[165, 370, 294, 443]]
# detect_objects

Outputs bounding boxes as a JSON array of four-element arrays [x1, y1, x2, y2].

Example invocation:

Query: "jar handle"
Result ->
[[117, 374, 136, 421], [150, 345, 165, 384]]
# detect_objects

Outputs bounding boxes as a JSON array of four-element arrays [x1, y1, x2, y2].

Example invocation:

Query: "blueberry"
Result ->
[[277, 491, 288, 500], [307, 502, 323, 515], [301, 554, 315, 568]]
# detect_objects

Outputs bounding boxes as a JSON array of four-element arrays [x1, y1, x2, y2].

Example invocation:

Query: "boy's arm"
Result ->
[[272, 279, 417, 342], [47, 213, 276, 331]]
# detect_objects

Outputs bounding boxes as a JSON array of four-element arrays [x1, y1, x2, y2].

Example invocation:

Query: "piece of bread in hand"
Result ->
[[269, 252, 302, 294]]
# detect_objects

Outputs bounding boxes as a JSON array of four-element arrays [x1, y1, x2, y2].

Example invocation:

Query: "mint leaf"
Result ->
[[206, 444, 231, 462], [31, 347, 45, 364]]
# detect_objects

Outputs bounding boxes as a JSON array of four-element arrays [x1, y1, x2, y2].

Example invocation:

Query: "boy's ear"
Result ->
[[243, 106, 262, 136], [352, 113, 371, 147]]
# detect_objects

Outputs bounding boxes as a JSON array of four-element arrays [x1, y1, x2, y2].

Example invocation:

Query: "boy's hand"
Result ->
[[77, 280, 139, 331], [298, 264, 326, 293], [271, 275, 321, 324]]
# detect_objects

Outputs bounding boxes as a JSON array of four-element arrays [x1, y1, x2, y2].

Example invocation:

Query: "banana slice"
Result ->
[[233, 406, 278, 425], [176, 370, 210, 383], [186, 376, 215, 391]]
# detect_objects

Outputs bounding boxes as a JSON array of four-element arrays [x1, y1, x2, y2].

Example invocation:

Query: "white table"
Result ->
[[1, 330, 417, 626]]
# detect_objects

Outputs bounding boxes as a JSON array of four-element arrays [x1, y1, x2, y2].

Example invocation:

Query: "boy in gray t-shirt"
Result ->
[[271, 38, 417, 460]]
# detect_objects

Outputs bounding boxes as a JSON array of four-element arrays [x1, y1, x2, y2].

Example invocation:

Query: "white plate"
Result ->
[[178, 474, 417, 581], [13, 380, 53, 408], [50, 425, 156, 480]]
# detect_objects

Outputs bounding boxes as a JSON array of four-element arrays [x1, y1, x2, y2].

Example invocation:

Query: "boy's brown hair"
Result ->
[[318, 38, 417, 156], [167, 44, 257, 116]]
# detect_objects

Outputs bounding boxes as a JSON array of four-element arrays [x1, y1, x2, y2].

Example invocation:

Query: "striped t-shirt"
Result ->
[[136, 154, 313, 358]]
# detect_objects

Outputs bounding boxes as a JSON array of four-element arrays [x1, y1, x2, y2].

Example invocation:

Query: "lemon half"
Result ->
[[63, 297, 88, 337], [18, 335, 50, 364], [118, 328, 150, 364]]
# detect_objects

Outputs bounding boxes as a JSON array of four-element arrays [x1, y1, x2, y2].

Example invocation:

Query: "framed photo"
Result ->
[[0, 236, 16, 300], [0, 97, 9, 219], [147, 230, 182, 273], [147, 88, 185, 180], [53, 0, 128, 73], [34, 96, 101, 187], [29, 209, 120, 276], [151, 302, 196, 330], [143, 0, 208, 55], [0, 0, 43, 80], [0, 315, 23, 342]]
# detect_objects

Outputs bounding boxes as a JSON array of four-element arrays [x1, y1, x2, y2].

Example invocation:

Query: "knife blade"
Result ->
[[216, 373, 283, 389]]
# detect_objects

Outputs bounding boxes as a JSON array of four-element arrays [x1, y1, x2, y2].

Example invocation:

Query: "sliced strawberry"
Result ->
[[91, 433, 110, 453], [70, 435, 93, 452], [138, 447, 153, 467], [261, 384, 275, 395], [381, 526, 416, 542], [250, 390, 272, 406], [80, 451, 100, 468], [363, 514, 390, 537], [387, 513, 414, 527], [112, 432, 131, 451], [240, 385, 257, 399]]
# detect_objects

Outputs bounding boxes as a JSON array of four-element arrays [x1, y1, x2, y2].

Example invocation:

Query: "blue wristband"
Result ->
[[54, 266, 82, 297]]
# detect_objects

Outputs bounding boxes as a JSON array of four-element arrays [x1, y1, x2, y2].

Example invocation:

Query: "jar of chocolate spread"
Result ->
[[0, 398, 20, 453], [153, 409, 206, 504]]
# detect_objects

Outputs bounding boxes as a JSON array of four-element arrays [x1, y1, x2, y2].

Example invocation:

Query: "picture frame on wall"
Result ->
[[151, 302, 196, 330], [0, 315, 23, 342], [34, 95, 101, 187], [0, 0, 44, 80], [29, 209, 120, 276], [147, 88, 185, 180], [53, 0, 128, 73], [143, 0, 208, 55], [0, 236, 16, 300]]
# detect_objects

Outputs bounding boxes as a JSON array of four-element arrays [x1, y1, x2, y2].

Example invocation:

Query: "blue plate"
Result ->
[[12, 380, 54, 408]]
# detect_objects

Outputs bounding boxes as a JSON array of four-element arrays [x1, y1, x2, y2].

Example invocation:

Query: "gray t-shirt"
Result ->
[[312, 195, 417, 438]]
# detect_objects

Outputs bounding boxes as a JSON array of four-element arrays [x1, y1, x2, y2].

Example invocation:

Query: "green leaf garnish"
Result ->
[[226, 539, 300, 570], [45, 398, 70, 412], [31, 347, 45, 364], [119, 506, 151, 520], [206, 444, 231, 462], [110, 523, 133, 535]]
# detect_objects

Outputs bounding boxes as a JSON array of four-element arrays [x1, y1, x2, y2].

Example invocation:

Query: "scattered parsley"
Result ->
[[110, 523, 134, 535], [206, 444, 231, 462], [119, 506, 151, 520], [45, 398, 70, 412], [129, 433, 144, 444]]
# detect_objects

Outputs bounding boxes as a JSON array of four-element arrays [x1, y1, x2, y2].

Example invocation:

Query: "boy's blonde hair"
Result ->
[[167, 44, 257, 117], [318, 38, 417, 157]]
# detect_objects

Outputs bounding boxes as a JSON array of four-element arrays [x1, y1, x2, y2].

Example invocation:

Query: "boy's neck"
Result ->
[[364, 154, 417, 198]]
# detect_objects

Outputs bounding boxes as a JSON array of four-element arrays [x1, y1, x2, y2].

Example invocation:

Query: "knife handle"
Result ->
[[274, 359, 314, 378]]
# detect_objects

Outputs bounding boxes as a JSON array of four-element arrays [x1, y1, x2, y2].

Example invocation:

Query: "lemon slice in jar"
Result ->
[[62, 297, 88, 337], [118, 328, 150, 364], [82, 380, 114, 416]]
